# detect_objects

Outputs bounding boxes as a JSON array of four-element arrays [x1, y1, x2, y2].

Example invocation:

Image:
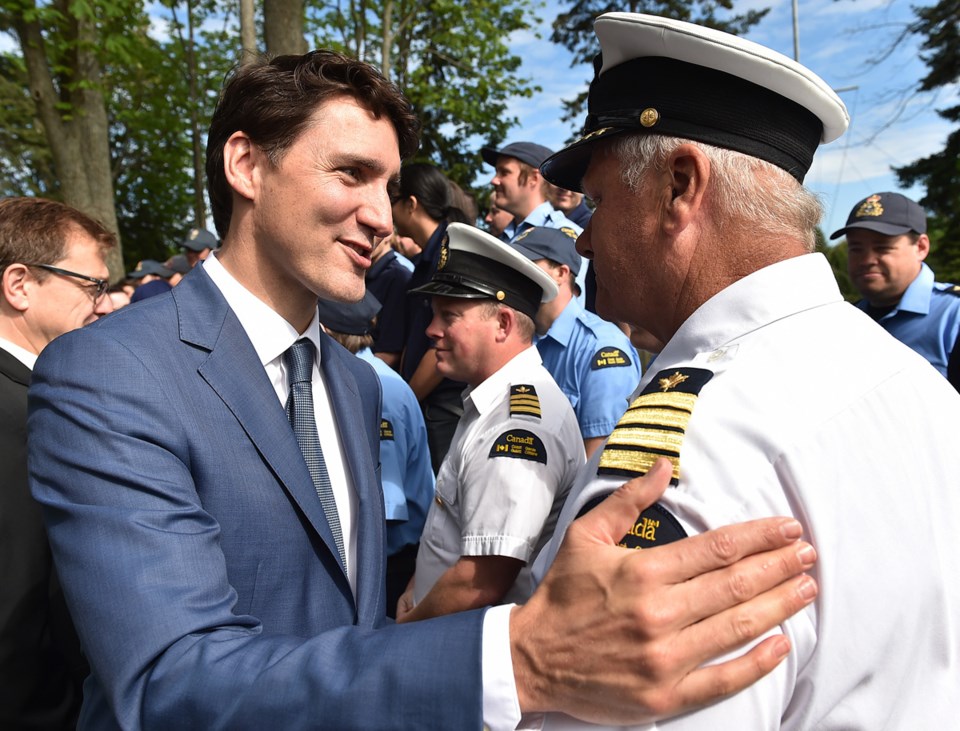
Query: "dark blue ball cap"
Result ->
[[829, 192, 927, 240], [316, 290, 382, 336], [128, 259, 174, 279], [480, 142, 555, 169], [181, 227, 218, 252], [511, 226, 583, 276]]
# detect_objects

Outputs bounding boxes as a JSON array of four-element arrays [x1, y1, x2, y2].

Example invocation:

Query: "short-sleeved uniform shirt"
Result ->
[[537, 298, 641, 439], [858, 262, 960, 378], [532, 253, 960, 729], [413, 346, 584, 605]]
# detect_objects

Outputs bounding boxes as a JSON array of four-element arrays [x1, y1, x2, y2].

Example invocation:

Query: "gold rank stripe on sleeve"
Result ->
[[509, 384, 541, 418], [598, 367, 714, 486]]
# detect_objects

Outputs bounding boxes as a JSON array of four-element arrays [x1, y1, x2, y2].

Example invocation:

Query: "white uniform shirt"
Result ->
[[415, 346, 585, 605], [532, 253, 960, 730]]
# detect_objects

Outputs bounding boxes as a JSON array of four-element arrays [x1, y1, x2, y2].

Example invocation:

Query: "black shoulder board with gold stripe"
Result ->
[[489, 429, 547, 465], [577, 496, 687, 549], [590, 347, 633, 370], [380, 419, 394, 440], [509, 384, 541, 419], [597, 367, 713, 485]]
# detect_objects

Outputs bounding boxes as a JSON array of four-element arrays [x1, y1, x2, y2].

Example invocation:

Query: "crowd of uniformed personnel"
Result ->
[[2, 11, 960, 728]]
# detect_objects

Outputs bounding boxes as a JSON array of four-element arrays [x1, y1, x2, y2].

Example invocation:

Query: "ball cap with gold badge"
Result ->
[[408, 222, 558, 320], [539, 12, 851, 192]]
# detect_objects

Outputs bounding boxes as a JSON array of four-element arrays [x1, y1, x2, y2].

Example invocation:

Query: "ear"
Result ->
[[223, 130, 259, 203], [526, 168, 543, 190], [661, 143, 710, 237], [1, 264, 32, 313], [495, 305, 514, 342], [407, 195, 419, 213], [916, 233, 930, 261]]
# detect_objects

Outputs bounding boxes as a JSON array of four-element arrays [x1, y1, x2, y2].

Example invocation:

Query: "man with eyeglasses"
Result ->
[[0, 196, 115, 730]]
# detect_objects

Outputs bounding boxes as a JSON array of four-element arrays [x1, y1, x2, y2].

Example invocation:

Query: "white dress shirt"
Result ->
[[203, 253, 358, 596], [0, 336, 38, 370]]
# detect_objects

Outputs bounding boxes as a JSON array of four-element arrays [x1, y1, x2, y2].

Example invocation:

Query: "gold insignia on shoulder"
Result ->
[[559, 227, 579, 240], [510, 384, 541, 418], [599, 368, 714, 485], [855, 194, 884, 218], [437, 237, 449, 270], [658, 371, 689, 391], [639, 108, 659, 128]]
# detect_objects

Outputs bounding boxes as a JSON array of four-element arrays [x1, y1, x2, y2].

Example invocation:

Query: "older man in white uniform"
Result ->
[[530, 12, 960, 730], [397, 223, 584, 622]]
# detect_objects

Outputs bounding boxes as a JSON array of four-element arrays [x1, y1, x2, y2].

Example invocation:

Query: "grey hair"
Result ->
[[611, 133, 824, 251], [479, 301, 536, 342]]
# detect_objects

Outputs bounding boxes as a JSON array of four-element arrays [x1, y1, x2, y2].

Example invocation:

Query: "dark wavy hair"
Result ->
[[207, 50, 421, 238], [396, 163, 470, 225]]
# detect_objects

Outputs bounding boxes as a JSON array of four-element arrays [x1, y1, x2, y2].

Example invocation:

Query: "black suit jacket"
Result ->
[[0, 346, 87, 730]]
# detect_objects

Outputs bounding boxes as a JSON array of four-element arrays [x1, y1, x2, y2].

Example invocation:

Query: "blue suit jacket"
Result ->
[[28, 266, 484, 730]]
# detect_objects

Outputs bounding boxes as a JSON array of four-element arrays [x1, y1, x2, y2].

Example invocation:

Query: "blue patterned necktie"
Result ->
[[284, 339, 347, 572]]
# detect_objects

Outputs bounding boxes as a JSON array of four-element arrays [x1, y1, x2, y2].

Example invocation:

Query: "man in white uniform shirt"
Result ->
[[397, 224, 584, 621], [533, 12, 960, 729]]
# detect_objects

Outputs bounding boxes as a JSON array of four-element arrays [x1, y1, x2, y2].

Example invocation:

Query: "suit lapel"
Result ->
[[0, 347, 32, 388], [172, 268, 352, 595]]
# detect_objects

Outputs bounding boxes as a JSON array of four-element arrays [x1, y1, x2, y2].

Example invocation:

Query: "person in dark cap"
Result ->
[[480, 141, 582, 243], [512, 226, 640, 458], [316, 292, 434, 619], [534, 11, 960, 728], [180, 227, 218, 267], [128, 259, 174, 302], [396, 222, 585, 623], [164, 253, 192, 286], [127, 258, 174, 283], [831, 191, 960, 384]]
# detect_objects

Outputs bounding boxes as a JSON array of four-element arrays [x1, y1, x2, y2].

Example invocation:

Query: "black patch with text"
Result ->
[[488, 429, 547, 465], [576, 497, 687, 549], [590, 347, 633, 370], [379, 419, 394, 440]]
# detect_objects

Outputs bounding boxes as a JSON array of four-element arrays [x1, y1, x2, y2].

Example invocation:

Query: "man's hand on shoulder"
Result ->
[[510, 458, 818, 724]]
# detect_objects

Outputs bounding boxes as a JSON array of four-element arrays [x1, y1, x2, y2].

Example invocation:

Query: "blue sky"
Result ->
[[500, 0, 958, 238]]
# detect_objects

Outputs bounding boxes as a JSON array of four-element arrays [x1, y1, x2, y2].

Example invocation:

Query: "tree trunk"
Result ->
[[13, 4, 124, 280], [263, 0, 307, 56], [186, 0, 206, 228], [239, 0, 258, 64]]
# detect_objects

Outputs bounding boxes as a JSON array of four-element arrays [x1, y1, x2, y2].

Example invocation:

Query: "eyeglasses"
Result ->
[[24, 263, 109, 302]]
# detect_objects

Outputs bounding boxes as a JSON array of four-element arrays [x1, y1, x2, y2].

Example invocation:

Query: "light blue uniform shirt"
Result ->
[[536, 298, 642, 439], [358, 349, 435, 556], [859, 263, 960, 377], [503, 202, 588, 306]]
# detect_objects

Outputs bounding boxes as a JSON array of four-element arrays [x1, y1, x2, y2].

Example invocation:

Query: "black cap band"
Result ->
[[543, 55, 824, 190]]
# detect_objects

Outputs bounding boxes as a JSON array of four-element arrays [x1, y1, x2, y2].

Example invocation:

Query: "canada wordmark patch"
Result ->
[[380, 419, 394, 440], [577, 496, 688, 549], [591, 347, 633, 370], [489, 429, 547, 465]]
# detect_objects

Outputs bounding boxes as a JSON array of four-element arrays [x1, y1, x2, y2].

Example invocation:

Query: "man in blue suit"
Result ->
[[28, 51, 820, 729]]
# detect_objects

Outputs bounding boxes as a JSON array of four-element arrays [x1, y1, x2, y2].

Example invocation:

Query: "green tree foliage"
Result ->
[[816, 228, 859, 303], [310, 0, 538, 187], [550, 0, 769, 129], [0, 0, 236, 273], [894, 0, 960, 284]]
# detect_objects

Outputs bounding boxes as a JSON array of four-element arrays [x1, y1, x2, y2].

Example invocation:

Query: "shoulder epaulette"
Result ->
[[509, 384, 541, 418], [598, 367, 714, 485]]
